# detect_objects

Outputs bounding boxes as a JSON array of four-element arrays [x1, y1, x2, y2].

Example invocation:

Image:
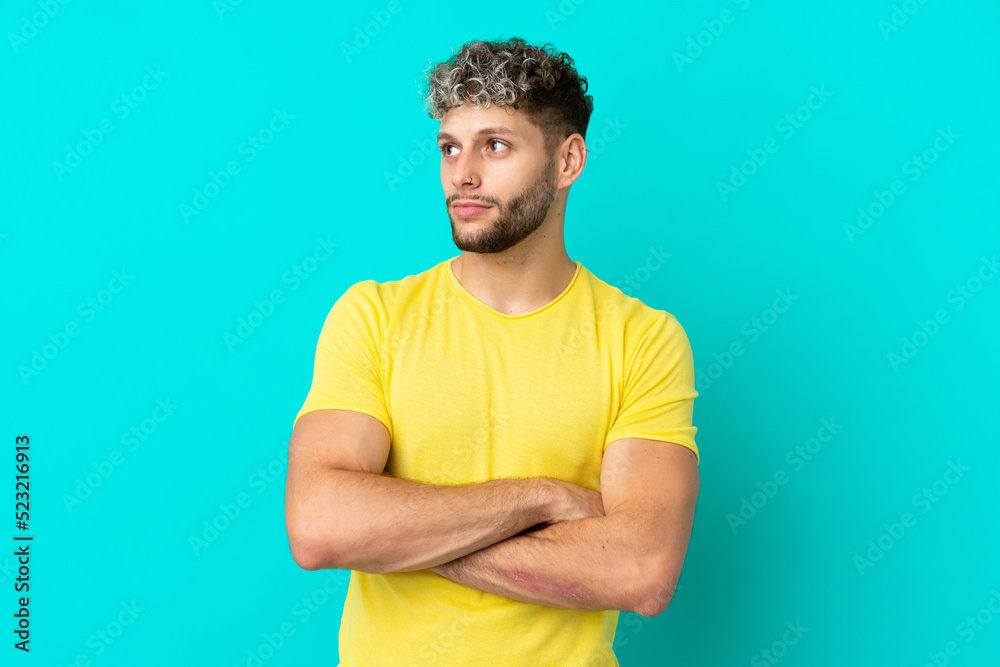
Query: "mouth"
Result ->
[[453, 204, 492, 218]]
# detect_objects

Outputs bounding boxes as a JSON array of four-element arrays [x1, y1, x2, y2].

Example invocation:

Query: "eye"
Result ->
[[440, 140, 508, 156]]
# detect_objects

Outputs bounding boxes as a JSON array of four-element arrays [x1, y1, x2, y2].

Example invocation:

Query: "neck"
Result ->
[[451, 246, 577, 317]]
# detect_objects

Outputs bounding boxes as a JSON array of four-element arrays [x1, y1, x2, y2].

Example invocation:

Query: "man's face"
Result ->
[[437, 104, 558, 254]]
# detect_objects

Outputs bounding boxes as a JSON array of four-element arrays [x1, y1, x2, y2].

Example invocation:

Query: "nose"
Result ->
[[449, 149, 480, 189]]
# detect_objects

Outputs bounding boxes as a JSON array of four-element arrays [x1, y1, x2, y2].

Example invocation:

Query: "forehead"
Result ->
[[437, 103, 542, 144]]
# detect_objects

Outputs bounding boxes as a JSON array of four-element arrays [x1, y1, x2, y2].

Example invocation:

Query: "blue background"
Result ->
[[3, 0, 999, 665]]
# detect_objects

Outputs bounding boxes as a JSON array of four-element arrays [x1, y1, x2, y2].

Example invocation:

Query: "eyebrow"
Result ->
[[436, 126, 519, 143]]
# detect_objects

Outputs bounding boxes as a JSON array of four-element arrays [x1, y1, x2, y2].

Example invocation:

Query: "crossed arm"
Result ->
[[286, 410, 699, 617], [423, 438, 699, 617]]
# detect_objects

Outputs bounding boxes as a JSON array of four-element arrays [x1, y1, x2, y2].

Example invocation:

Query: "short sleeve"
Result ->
[[292, 281, 392, 439], [604, 312, 699, 463]]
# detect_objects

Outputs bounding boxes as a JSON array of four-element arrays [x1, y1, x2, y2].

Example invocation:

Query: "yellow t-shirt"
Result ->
[[293, 254, 699, 667]]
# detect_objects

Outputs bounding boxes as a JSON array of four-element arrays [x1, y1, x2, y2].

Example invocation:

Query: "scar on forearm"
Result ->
[[501, 568, 588, 603]]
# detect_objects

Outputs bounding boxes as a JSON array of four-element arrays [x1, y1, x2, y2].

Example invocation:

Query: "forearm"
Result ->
[[431, 512, 650, 614], [287, 470, 555, 574]]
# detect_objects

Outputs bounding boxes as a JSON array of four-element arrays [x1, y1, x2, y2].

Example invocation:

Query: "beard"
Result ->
[[449, 155, 557, 254]]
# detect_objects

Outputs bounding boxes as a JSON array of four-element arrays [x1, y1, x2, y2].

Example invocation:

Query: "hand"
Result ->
[[542, 478, 605, 524]]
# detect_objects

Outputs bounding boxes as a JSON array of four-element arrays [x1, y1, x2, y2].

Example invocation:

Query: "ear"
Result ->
[[555, 133, 587, 189]]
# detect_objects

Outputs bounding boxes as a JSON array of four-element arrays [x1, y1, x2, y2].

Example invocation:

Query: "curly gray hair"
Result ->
[[420, 37, 594, 156]]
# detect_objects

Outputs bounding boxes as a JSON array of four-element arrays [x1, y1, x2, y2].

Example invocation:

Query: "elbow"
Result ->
[[286, 515, 390, 574], [289, 539, 324, 571], [288, 526, 324, 571], [286, 515, 339, 571], [634, 589, 673, 618], [631, 559, 679, 617]]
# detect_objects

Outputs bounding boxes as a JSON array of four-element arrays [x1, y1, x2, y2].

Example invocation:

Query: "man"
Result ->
[[285, 36, 700, 666]]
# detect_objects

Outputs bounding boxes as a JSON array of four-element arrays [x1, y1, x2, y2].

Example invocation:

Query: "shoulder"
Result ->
[[332, 257, 450, 319], [579, 264, 686, 337]]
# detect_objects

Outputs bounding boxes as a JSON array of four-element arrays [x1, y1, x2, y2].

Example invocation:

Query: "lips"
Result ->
[[453, 204, 491, 218]]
